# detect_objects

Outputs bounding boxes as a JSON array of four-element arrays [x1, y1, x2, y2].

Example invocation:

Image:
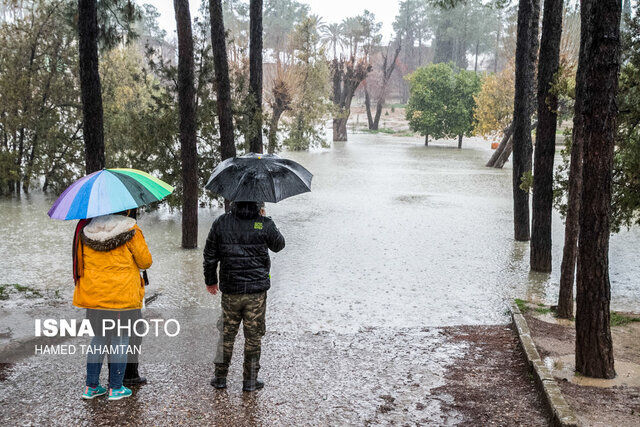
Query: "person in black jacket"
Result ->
[[204, 201, 285, 391]]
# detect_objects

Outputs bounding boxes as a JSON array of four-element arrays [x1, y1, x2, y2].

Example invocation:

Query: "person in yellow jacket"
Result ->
[[74, 210, 152, 401]]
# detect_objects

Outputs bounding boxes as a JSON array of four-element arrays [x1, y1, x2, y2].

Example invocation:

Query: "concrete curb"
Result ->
[[510, 303, 580, 427]]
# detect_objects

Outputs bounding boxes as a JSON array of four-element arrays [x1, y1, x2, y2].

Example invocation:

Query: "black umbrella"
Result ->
[[205, 153, 312, 202]]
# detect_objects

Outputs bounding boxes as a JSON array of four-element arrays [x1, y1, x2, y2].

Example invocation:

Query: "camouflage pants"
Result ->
[[215, 291, 266, 380]]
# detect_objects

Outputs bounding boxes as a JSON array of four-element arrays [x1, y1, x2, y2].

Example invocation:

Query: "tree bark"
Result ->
[[495, 136, 514, 168], [574, 0, 621, 379], [78, 0, 105, 174], [210, 0, 236, 163], [458, 134, 463, 149], [248, 0, 263, 153], [474, 39, 480, 73], [486, 122, 514, 167], [558, 0, 590, 319], [424, 134, 429, 146], [330, 59, 371, 142], [557, 129, 582, 319], [268, 108, 284, 154], [530, 0, 563, 272], [364, 84, 374, 129], [333, 118, 348, 142], [494, 24, 501, 73], [373, 101, 384, 129], [370, 41, 401, 130], [511, 0, 540, 242], [174, 0, 198, 249]]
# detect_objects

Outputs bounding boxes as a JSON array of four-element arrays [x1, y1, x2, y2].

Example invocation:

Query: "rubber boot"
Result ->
[[210, 377, 227, 389], [123, 363, 147, 386], [211, 363, 228, 389], [242, 356, 264, 392], [242, 378, 264, 392]]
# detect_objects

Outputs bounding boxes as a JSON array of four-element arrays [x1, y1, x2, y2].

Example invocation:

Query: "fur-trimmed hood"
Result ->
[[82, 214, 137, 252]]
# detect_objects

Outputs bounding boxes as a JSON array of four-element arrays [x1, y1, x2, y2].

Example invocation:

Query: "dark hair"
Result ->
[[114, 208, 138, 219], [232, 201, 260, 219]]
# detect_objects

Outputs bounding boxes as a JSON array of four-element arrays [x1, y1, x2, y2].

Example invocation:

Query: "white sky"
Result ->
[[145, 0, 400, 42]]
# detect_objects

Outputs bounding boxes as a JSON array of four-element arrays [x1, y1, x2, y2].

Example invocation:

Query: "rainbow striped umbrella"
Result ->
[[48, 168, 174, 220]]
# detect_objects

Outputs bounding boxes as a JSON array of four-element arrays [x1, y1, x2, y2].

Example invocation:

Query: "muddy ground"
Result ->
[[0, 325, 547, 425], [525, 311, 640, 426]]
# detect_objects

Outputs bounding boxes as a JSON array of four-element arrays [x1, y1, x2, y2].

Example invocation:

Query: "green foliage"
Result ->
[[341, 10, 382, 59], [361, 127, 396, 134], [519, 170, 533, 194], [473, 63, 514, 137], [0, 0, 84, 195], [534, 306, 553, 315], [554, 7, 640, 232], [264, 0, 310, 55], [282, 17, 330, 151], [11, 284, 43, 298], [405, 62, 481, 141], [138, 13, 224, 208], [514, 298, 530, 313], [610, 312, 640, 327], [427, 0, 504, 69]]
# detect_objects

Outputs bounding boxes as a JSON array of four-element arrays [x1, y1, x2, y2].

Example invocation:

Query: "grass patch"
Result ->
[[377, 128, 396, 134], [534, 307, 553, 315], [11, 284, 43, 298], [388, 103, 406, 109], [0, 285, 7, 300], [610, 312, 640, 326], [394, 130, 415, 137], [360, 127, 397, 134], [515, 298, 530, 313]]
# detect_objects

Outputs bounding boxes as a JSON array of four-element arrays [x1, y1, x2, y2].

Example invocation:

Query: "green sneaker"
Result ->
[[107, 386, 132, 401], [82, 385, 107, 399]]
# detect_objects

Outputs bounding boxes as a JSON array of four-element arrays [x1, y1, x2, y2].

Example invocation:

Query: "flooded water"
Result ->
[[1, 133, 633, 424], [1, 133, 639, 332]]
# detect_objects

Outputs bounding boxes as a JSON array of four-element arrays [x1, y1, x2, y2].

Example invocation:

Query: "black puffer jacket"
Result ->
[[203, 204, 285, 294]]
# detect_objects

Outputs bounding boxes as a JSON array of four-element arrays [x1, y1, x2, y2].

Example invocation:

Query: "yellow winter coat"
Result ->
[[73, 215, 152, 310]]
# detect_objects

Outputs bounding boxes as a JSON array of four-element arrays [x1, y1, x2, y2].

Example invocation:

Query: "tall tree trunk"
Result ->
[[248, 0, 263, 153], [268, 108, 284, 154], [511, 0, 540, 241], [364, 84, 374, 129], [174, 0, 198, 249], [474, 39, 480, 73], [494, 24, 501, 73], [575, 0, 621, 379], [558, 0, 591, 319], [210, 0, 235, 162], [333, 118, 348, 141], [458, 134, 463, 149], [373, 101, 384, 130], [330, 59, 371, 142], [78, 0, 105, 174], [424, 134, 429, 146], [531, 0, 563, 272], [557, 126, 582, 318], [371, 42, 401, 131], [210, 0, 236, 213]]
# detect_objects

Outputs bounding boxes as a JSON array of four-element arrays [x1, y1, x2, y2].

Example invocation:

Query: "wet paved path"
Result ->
[[0, 326, 547, 425], [2, 134, 636, 424]]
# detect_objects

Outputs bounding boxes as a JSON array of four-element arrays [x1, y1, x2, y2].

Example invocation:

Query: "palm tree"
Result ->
[[320, 22, 344, 60], [341, 16, 366, 59]]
